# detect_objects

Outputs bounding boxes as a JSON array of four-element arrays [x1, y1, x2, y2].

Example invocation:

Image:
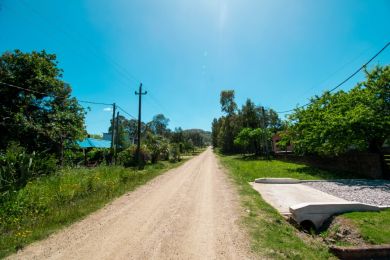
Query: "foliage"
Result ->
[[0, 50, 86, 162], [0, 160, 187, 258], [288, 65, 390, 156], [0, 143, 57, 194], [212, 92, 282, 155], [234, 128, 252, 152], [169, 143, 181, 162], [220, 90, 237, 116], [86, 148, 109, 165], [145, 133, 170, 163], [211, 118, 221, 147], [147, 114, 170, 137], [108, 115, 134, 149], [182, 129, 211, 147], [117, 145, 150, 167]]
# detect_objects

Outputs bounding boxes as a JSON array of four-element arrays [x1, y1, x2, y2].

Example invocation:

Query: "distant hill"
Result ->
[[183, 129, 212, 146]]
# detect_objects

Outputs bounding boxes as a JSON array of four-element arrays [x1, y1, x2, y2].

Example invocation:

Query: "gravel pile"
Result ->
[[304, 179, 390, 207]]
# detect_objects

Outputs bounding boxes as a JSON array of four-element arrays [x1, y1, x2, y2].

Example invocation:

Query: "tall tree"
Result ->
[[219, 91, 239, 153], [148, 114, 170, 136], [211, 118, 220, 147], [0, 50, 85, 162], [241, 99, 259, 128], [220, 90, 237, 116]]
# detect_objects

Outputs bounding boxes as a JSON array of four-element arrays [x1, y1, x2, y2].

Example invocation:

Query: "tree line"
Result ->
[[211, 90, 283, 155], [212, 65, 389, 158]]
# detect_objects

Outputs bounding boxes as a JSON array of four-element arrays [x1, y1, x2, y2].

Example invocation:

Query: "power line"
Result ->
[[116, 105, 137, 119], [276, 42, 390, 114], [297, 46, 374, 97], [0, 81, 112, 106], [17, 0, 141, 86], [79, 100, 112, 106]]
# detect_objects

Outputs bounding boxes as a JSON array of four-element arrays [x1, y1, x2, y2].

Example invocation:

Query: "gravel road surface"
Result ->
[[9, 148, 253, 260], [304, 179, 390, 206]]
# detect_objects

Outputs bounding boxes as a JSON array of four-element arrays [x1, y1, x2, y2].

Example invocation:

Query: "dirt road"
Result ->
[[9, 148, 253, 259]]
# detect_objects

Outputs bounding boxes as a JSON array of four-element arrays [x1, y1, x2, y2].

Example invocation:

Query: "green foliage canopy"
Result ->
[[0, 50, 86, 161], [289, 65, 390, 155]]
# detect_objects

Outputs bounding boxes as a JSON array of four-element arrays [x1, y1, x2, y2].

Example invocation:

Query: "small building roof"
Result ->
[[77, 138, 111, 149]]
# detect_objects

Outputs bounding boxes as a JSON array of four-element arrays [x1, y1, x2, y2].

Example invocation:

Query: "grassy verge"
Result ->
[[320, 210, 390, 246], [223, 154, 358, 180], [0, 159, 188, 258], [343, 210, 390, 245], [218, 153, 335, 259]]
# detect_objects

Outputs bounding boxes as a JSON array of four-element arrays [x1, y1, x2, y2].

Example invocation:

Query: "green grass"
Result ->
[[341, 209, 390, 245], [0, 160, 187, 258], [224, 155, 357, 181], [218, 154, 335, 259]]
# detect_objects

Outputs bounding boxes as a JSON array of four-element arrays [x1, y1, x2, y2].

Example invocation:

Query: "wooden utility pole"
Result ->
[[114, 111, 120, 164], [110, 103, 116, 164], [135, 83, 147, 167], [261, 106, 269, 158]]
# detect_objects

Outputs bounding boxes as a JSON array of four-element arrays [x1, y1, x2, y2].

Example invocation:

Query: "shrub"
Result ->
[[145, 134, 170, 163], [118, 145, 150, 167], [86, 148, 108, 165], [63, 149, 84, 166], [169, 143, 181, 162], [0, 143, 57, 194]]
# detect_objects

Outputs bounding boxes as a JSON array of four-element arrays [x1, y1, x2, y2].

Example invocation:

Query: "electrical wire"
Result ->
[[17, 0, 141, 86], [0, 81, 113, 106], [276, 42, 390, 114], [116, 105, 137, 119]]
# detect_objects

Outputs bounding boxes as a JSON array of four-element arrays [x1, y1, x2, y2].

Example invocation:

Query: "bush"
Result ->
[[0, 143, 57, 194], [86, 148, 109, 165], [169, 143, 181, 162], [63, 149, 84, 166], [118, 145, 150, 167]]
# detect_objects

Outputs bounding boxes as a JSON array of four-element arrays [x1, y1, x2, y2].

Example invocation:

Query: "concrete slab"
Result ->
[[250, 182, 346, 214], [251, 181, 382, 229], [290, 202, 381, 229], [255, 178, 301, 184]]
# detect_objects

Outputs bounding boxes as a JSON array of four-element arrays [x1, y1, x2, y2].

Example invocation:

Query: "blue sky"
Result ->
[[0, 0, 389, 133]]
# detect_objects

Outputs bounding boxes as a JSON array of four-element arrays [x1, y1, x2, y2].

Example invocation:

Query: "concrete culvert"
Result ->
[[300, 220, 316, 233]]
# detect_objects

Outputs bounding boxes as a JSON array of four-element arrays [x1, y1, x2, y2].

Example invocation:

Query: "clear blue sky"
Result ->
[[1, 0, 389, 133]]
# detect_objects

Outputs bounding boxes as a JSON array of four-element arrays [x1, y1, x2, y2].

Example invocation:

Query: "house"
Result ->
[[77, 137, 111, 149], [272, 133, 293, 154]]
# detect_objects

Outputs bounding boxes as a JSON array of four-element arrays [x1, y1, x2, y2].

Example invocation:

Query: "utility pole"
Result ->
[[115, 111, 120, 165], [135, 83, 147, 168], [261, 106, 269, 158], [110, 103, 116, 164]]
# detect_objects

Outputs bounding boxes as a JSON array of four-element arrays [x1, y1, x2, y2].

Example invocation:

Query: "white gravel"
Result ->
[[303, 179, 390, 207]]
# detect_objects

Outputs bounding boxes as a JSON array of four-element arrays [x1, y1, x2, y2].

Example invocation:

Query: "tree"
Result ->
[[0, 50, 85, 163], [148, 114, 170, 137], [241, 99, 259, 128], [289, 65, 390, 156], [234, 128, 252, 153], [234, 127, 272, 155], [220, 90, 237, 116], [145, 133, 169, 163], [267, 109, 282, 133], [171, 127, 184, 145], [211, 118, 221, 147], [218, 91, 239, 153]]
